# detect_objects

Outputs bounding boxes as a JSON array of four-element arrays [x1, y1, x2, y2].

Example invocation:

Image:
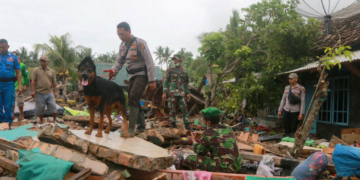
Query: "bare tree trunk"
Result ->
[[63, 77, 68, 95], [291, 68, 329, 158]]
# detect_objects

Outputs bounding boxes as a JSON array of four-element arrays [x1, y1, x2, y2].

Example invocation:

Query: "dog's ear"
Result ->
[[82, 56, 96, 73]]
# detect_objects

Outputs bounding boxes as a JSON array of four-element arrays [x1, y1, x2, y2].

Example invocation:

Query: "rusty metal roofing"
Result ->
[[279, 50, 360, 75]]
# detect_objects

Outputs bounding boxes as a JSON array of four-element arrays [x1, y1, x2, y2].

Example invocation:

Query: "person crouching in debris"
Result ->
[[278, 73, 305, 137], [183, 107, 242, 173], [162, 54, 192, 131]]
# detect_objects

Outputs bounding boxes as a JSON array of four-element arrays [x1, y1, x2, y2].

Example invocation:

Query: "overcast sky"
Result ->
[[1, 0, 262, 67], [2, 0, 357, 68]]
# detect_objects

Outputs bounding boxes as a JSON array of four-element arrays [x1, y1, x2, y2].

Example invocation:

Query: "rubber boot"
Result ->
[[135, 109, 145, 134], [128, 106, 140, 137], [9, 122, 12, 130], [171, 121, 177, 128], [185, 122, 193, 131]]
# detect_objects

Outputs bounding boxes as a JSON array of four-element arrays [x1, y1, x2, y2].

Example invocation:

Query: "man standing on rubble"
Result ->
[[0, 39, 22, 129], [183, 107, 242, 173], [162, 54, 192, 131], [278, 73, 305, 137], [31, 56, 57, 124], [12, 51, 29, 121], [106, 22, 157, 137]]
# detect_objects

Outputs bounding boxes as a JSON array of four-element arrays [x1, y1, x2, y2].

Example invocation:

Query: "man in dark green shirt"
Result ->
[[12, 52, 29, 120]]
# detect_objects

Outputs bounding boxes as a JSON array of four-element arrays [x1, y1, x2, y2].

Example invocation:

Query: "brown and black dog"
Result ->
[[78, 57, 129, 137]]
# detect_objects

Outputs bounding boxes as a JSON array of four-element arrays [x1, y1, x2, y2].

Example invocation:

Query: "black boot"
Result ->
[[171, 121, 177, 128], [135, 109, 145, 134], [128, 106, 140, 137], [9, 122, 11, 130], [185, 122, 192, 131]]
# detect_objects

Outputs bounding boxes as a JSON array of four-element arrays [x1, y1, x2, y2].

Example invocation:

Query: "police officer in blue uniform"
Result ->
[[0, 39, 22, 128]]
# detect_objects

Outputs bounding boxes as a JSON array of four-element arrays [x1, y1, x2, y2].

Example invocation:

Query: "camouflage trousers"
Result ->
[[168, 96, 189, 123], [183, 155, 240, 173]]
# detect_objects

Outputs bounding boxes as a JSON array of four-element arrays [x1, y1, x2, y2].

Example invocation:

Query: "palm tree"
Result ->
[[96, 51, 117, 63], [163, 46, 174, 70], [227, 10, 241, 36], [154, 46, 164, 70], [77, 47, 96, 60], [34, 33, 84, 94]]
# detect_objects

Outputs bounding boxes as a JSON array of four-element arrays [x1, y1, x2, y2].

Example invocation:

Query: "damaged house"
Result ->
[[274, 11, 360, 139]]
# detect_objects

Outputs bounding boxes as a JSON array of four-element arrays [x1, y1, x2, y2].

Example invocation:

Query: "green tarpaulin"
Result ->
[[17, 149, 74, 180]]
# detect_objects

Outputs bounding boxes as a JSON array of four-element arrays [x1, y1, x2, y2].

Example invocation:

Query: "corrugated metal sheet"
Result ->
[[279, 50, 360, 75], [95, 63, 163, 86]]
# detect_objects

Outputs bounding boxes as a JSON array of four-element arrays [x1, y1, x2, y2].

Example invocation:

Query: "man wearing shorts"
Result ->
[[31, 56, 57, 123], [12, 51, 29, 120]]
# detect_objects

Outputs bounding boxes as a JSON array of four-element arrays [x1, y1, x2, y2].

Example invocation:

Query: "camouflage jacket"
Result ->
[[192, 124, 242, 170], [163, 67, 190, 97]]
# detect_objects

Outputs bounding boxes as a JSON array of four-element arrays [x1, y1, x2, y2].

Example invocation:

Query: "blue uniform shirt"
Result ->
[[0, 52, 20, 79]]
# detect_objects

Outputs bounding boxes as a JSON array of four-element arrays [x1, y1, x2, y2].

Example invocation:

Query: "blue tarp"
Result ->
[[332, 144, 360, 177]]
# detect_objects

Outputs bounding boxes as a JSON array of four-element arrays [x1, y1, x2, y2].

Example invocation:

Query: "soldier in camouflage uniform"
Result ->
[[183, 107, 242, 173], [162, 54, 192, 130]]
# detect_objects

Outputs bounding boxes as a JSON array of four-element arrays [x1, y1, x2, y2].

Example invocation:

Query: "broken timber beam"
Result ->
[[0, 138, 27, 151], [68, 168, 92, 180], [343, 62, 360, 78], [0, 156, 19, 173], [329, 135, 348, 148], [104, 171, 123, 180]]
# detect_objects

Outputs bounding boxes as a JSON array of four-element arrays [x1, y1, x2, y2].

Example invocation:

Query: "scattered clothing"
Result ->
[[256, 155, 283, 176], [291, 152, 328, 180], [332, 144, 360, 178], [182, 171, 211, 180]]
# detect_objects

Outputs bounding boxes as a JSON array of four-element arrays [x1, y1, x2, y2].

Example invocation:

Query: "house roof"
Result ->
[[313, 11, 360, 52], [279, 50, 360, 75], [95, 63, 163, 86]]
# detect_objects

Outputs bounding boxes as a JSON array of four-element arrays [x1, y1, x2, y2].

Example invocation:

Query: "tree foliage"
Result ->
[[198, 0, 321, 113]]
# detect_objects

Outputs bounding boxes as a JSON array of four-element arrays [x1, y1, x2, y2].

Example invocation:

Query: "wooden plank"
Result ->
[[104, 171, 122, 180], [251, 134, 259, 142], [238, 142, 254, 151], [341, 128, 360, 144], [329, 135, 349, 148], [68, 168, 92, 180], [239, 140, 286, 157], [238, 132, 250, 142], [0, 138, 27, 151], [322, 148, 335, 154], [64, 173, 104, 180], [343, 62, 360, 78], [0, 156, 19, 173]]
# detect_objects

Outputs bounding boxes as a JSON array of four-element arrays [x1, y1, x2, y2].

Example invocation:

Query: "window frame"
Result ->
[[317, 76, 349, 126]]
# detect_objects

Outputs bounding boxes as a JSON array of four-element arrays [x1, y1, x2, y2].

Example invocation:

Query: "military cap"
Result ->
[[201, 107, 221, 118], [171, 54, 183, 61], [288, 73, 298, 79]]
